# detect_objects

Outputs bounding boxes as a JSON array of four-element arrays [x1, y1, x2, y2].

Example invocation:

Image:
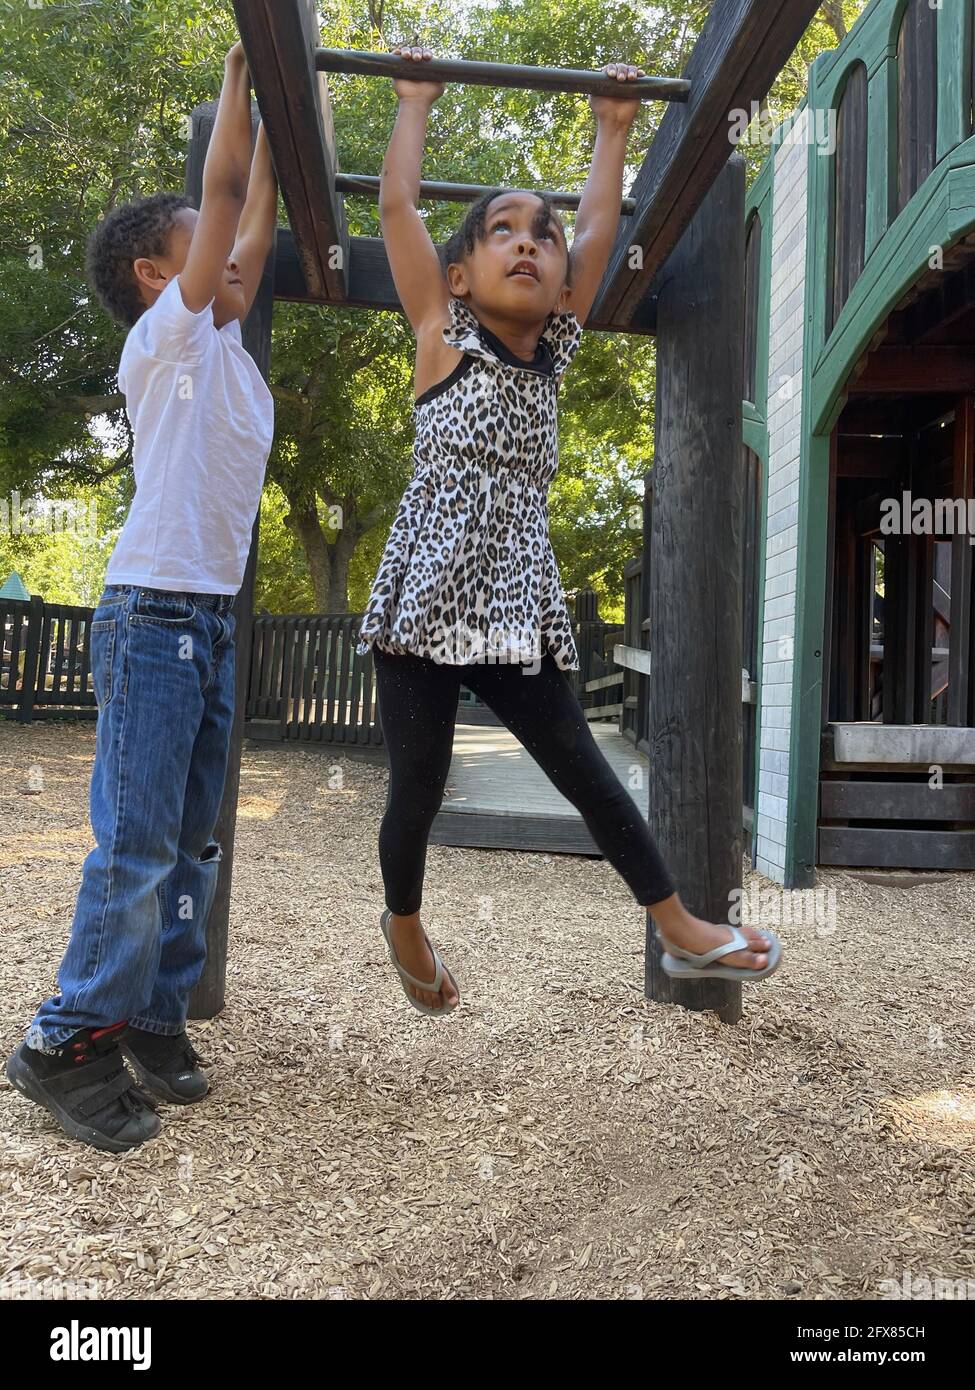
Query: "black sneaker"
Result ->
[[120, 1026, 211, 1104], [5, 1021, 161, 1153]]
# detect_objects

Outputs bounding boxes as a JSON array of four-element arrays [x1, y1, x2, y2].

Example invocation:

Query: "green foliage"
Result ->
[[0, 476, 126, 605], [0, 0, 872, 618]]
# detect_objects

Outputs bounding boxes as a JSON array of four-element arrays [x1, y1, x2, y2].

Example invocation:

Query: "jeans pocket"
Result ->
[[89, 620, 116, 709], [133, 589, 197, 624]]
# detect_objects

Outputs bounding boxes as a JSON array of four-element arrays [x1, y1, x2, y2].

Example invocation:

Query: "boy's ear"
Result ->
[[132, 257, 167, 307]]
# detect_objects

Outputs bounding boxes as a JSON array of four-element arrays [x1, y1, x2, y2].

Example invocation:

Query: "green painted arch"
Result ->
[[886, 0, 927, 55], [825, 59, 869, 339], [810, 141, 975, 436]]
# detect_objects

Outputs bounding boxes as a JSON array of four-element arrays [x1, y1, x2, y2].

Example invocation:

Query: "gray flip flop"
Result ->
[[379, 908, 460, 1017], [654, 923, 782, 983]]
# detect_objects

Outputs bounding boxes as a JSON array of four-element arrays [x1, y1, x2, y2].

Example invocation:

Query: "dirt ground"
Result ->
[[0, 718, 972, 1301]]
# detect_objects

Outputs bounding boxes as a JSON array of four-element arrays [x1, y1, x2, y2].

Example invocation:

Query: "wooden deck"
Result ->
[[429, 721, 649, 854]]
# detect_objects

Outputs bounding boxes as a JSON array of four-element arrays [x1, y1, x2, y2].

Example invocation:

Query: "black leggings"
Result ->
[[372, 646, 677, 914]]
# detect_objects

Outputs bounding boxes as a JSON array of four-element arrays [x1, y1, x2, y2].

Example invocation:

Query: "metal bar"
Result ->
[[316, 48, 690, 101], [334, 171, 635, 214]]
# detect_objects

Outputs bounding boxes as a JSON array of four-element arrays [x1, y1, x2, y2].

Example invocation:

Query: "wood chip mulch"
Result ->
[[1, 719, 972, 1300]]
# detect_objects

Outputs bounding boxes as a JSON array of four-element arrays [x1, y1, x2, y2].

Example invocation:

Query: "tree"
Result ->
[[0, 0, 871, 617]]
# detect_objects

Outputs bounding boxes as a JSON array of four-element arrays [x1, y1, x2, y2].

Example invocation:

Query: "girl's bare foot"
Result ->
[[649, 894, 774, 970], [387, 913, 460, 1009]]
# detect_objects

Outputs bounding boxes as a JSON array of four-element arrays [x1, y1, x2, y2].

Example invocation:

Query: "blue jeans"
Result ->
[[28, 584, 237, 1048]]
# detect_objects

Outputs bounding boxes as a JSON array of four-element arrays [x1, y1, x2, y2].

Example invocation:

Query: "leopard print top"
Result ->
[[355, 295, 583, 668]]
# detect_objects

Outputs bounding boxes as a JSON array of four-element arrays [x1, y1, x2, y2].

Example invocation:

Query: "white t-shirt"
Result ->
[[106, 273, 274, 594]]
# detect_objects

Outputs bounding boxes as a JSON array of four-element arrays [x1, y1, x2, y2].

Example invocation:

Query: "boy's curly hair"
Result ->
[[439, 188, 573, 287], [85, 192, 193, 329]]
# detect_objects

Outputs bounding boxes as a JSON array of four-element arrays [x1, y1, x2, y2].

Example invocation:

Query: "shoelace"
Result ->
[[149, 1035, 206, 1073], [175, 1041, 204, 1072]]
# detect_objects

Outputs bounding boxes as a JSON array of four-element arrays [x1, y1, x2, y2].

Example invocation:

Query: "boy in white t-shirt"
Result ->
[[6, 41, 277, 1152]]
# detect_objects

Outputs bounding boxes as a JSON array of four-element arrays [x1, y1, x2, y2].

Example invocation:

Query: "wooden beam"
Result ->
[[233, 0, 348, 302], [334, 173, 635, 215], [315, 48, 690, 101], [818, 827, 975, 870], [902, 258, 975, 345], [848, 346, 975, 394], [589, 0, 822, 329], [270, 228, 659, 332], [820, 780, 975, 820]]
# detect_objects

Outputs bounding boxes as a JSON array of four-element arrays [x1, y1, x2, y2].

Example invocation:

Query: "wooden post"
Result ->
[[18, 595, 44, 724], [948, 396, 974, 725], [183, 100, 276, 1018], [645, 154, 746, 1024]]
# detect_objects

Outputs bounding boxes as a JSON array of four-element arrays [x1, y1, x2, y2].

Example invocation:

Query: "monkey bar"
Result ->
[[315, 48, 691, 102], [334, 173, 635, 215]]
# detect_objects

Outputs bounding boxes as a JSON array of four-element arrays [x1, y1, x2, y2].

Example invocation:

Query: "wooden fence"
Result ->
[[246, 613, 381, 745], [1, 591, 624, 745], [246, 593, 623, 743], [1, 596, 98, 721]]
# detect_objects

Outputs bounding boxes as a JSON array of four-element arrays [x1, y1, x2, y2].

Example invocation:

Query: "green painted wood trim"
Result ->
[[742, 414, 767, 452], [814, 0, 898, 87], [866, 55, 897, 256], [787, 435, 829, 889], [743, 158, 774, 865], [939, 1, 972, 159], [812, 142, 975, 434], [785, 72, 833, 889], [744, 163, 773, 419], [787, 7, 975, 885]]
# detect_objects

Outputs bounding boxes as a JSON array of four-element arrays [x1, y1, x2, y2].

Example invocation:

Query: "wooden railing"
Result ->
[[1, 596, 98, 721], [2, 592, 623, 745], [246, 612, 381, 745]]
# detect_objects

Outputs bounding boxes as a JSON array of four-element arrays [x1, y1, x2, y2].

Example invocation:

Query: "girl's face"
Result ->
[[449, 192, 570, 317]]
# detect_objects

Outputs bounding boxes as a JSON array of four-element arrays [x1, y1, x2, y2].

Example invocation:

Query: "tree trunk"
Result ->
[[820, 2, 847, 44], [288, 501, 333, 610]]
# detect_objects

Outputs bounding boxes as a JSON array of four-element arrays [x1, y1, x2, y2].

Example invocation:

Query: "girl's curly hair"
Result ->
[[85, 192, 193, 329], [439, 188, 573, 287]]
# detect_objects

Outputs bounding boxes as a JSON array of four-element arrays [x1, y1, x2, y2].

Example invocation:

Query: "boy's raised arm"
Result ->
[[179, 41, 254, 314], [231, 122, 278, 322]]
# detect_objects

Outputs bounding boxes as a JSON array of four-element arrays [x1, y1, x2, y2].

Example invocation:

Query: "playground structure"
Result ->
[[3, 1, 878, 1020], [743, 0, 975, 883], [178, 0, 819, 1027]]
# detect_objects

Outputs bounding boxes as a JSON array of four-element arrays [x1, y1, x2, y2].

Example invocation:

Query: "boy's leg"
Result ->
[[28, 588, 213, 1047], [130, 600, 237, 1037]]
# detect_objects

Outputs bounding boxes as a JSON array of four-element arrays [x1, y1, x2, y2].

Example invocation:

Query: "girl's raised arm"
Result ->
[[564, 63, 645, 328], [379, 46, 450, 335]]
